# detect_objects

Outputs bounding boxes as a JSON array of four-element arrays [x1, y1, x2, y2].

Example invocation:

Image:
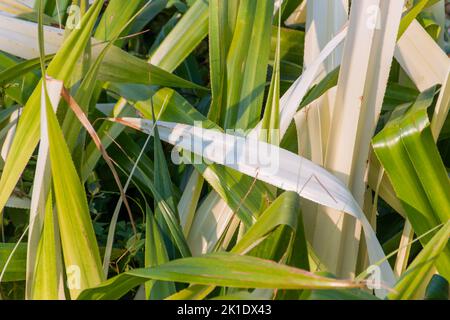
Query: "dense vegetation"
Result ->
[[0, 0, 449, 300]]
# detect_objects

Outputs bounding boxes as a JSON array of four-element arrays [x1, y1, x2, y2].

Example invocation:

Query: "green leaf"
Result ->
[[398, 0, 435, 39], [169, 191, 307, 300], [306, 288, 380, 300], [128, 0, 168, 36], [0, 52, 42, 105], [208, 0, 233, 123], [424, 274, 449, 300], [417, 12, 442, 40], [234, 191, 309, 299], [94, 0, 144, 44], [0, 55, 53, 87], [78, 253, 364, 300], [222, 0, 274, 130], [0, 243, 124, 285], [261, 13, 281, 146], [299, 66, 339, 109], [388, 221, 450, 300], [149, 0, 209, 72], [45, 80, 103, 298], [232, 192, 301, 257], [0, 0, 105, 215], [373, 87, 450, 283], [152, 103, 191, 258], [97, 45, 208, 90], [31, 192, 60, 300], [270, 26, 304, 84], [81, 103, 139, 182], [0, 243, 27, 282], [144, 204, 176, 299], [81, 0, 210, 181]]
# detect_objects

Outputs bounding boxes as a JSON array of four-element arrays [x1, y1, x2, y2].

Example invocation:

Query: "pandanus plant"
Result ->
[[0, 0, 448, 300]]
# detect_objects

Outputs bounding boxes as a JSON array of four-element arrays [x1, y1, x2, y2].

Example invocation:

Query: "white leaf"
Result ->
[[111, 118, 397, 292]]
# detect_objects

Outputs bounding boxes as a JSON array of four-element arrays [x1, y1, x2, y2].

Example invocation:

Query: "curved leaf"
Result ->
[[373, 87, 450, 283], [78, 253, 364, 300], [388, 221, 450, 300]]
